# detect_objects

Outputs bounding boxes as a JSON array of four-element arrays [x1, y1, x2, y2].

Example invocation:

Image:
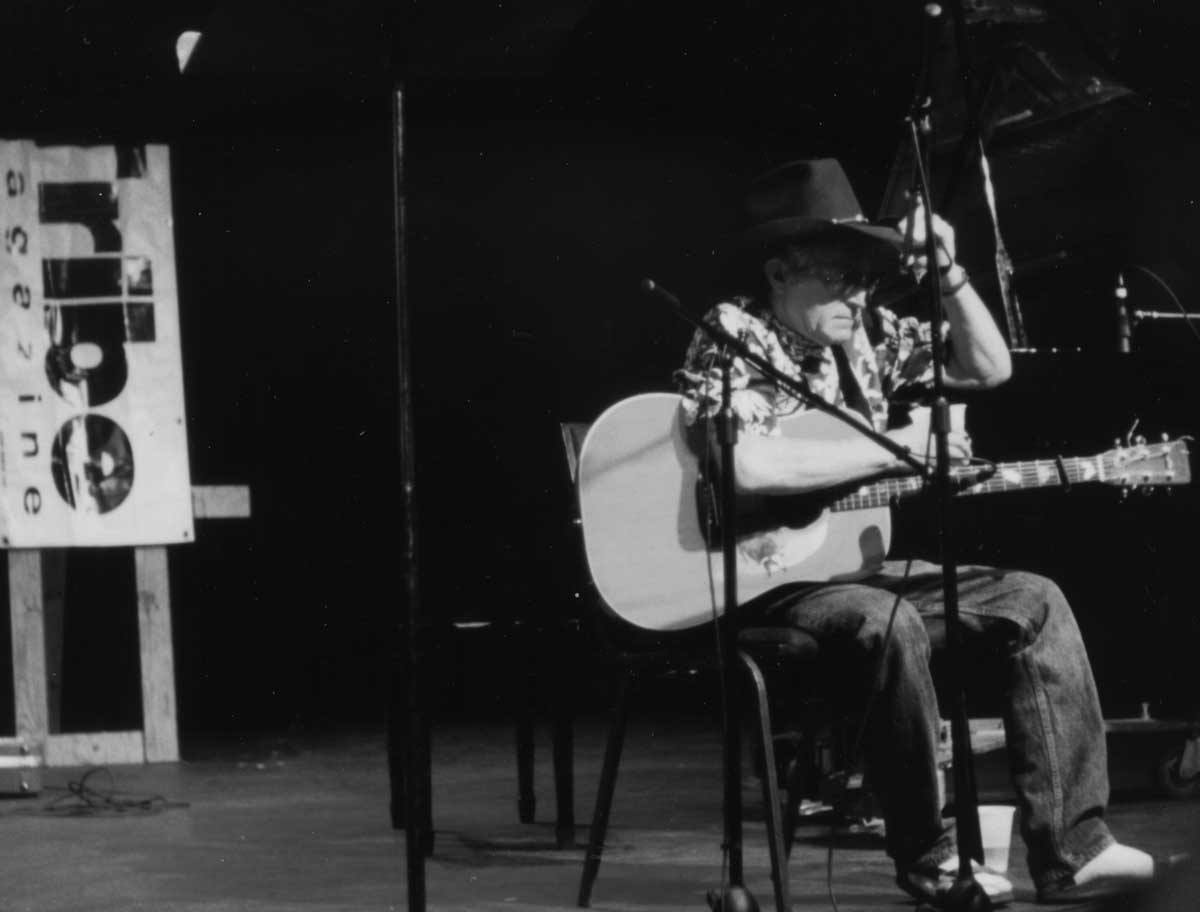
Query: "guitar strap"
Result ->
[[831, 344, 874, 425]]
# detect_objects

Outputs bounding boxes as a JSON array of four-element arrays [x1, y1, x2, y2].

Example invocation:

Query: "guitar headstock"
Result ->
[[1101, 436, 1192, 489]]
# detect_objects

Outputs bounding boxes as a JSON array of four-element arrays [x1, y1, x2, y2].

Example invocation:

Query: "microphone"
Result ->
[[1115, 271, 1132, 354], [640, 278, 682, 310]]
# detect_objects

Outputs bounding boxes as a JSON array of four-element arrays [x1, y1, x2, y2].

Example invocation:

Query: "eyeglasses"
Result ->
[[797, 264, 878, 297]]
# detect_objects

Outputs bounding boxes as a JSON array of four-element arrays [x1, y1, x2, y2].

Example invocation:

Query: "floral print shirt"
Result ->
[[675, 297, 937, 434]]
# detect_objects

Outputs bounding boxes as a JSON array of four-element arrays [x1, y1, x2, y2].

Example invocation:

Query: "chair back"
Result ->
[[559, 422, 592, 490]]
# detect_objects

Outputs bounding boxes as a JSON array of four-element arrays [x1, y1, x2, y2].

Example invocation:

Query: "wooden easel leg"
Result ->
[[41, 549, 66, 734], [135, 546, 179, 762], [8, 550, 48, 757]]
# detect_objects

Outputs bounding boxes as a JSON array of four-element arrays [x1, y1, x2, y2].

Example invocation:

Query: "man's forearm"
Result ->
[[943, 267, 1013, 388], [732, 430, 908, 495]]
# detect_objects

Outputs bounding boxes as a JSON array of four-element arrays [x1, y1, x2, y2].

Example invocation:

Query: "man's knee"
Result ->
[[981, 570, 1074, 648], [857, 595, 929, 657]]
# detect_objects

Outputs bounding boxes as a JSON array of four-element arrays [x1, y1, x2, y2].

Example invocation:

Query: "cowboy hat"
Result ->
[[727, 158, 904, 275]]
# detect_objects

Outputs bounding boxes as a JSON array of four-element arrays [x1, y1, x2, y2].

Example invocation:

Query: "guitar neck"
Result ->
[[832, 455, 1106, 512]]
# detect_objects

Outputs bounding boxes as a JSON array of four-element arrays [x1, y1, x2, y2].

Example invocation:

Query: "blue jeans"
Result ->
[[747, 560, 1114, 891]]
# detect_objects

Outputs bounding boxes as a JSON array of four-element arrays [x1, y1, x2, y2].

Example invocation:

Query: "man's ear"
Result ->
[[764, 257, 789, 292]]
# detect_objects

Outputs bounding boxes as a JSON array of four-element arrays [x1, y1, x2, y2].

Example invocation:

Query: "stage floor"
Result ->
[[1, 713, 1198, 911]]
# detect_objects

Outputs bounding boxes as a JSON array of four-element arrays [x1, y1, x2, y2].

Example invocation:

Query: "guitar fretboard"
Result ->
[[831, 456, 1106, 512]]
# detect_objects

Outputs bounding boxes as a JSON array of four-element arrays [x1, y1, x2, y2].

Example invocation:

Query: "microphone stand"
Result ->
[[642, 280, 930, 912], [908, 6, 990, 909]]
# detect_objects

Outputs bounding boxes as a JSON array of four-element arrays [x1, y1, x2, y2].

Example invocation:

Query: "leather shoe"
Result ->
[[898, 863, 1014, 907]]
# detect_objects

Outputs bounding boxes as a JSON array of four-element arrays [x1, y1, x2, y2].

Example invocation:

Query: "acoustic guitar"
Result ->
[[577, 392, 1191, 632]]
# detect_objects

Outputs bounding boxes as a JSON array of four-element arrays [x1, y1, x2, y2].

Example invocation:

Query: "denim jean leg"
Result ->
[[772, 584, 954, 869], [893, 566, 1116, 890], [977, 572, 1113, 890]]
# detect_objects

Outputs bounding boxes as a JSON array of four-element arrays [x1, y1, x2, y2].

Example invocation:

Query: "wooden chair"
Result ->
[[560, 420, 823, 912]]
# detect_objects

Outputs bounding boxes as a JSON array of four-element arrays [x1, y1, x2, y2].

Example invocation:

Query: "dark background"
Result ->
[[1, 0, 1199, 743]]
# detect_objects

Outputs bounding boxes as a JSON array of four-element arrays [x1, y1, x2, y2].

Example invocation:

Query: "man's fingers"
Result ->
[[901, 210, 957, 265]]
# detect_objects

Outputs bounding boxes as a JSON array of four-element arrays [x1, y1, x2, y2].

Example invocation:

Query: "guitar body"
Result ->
[[578, 392, 890, 631]]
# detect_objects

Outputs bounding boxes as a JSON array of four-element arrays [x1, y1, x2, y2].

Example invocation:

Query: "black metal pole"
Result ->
[[717, 354, 747, 893], [907, 9, 989, 903], [392, 84, 428, 912]]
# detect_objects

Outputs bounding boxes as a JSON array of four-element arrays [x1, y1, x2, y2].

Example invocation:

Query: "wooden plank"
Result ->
[[8, 551, 48, 755], [45, 731, 145, 767], [191, 485, 251, 519], [41, 549, 67, 733], [135, 546, 179, 762]]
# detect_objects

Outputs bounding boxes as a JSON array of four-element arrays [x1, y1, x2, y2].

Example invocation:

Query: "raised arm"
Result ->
[[900, 206, 1013, 389]]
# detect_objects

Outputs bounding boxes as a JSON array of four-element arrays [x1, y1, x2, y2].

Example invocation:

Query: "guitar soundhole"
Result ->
[[758, 493, 826, 533]]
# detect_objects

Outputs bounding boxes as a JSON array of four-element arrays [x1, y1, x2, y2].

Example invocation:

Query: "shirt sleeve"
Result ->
[[673, 301, 786, 436]]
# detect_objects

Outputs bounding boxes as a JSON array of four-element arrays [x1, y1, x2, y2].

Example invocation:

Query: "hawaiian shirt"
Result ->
[[675, 297, 938, 434]]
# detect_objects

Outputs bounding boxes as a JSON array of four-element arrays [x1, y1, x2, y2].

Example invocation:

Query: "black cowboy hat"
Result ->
[[724, 158, 904, 277]]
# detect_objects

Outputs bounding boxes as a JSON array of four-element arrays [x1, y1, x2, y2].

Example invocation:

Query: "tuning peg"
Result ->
[[1123, 419, 1141, 447]]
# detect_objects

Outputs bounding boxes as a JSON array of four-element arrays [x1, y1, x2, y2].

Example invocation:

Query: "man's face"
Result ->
[[768, 255, 873, 346]]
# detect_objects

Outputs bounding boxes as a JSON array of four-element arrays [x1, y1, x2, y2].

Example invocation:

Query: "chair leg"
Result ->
[[516, 712, 536, 824], [578, 666, 633, 908], [515, 623, 538, 825], [549, 621, 577, 848], [738, 651, 791, 912], [552, 700, 576, 849], [782, 745, 807, 858]]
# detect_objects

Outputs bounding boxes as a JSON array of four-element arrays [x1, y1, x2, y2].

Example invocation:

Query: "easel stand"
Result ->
[[4, 485, 249, 770]]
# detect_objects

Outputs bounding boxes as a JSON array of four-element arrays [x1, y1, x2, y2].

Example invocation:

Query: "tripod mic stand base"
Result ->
[[706, 885, 760, 912]]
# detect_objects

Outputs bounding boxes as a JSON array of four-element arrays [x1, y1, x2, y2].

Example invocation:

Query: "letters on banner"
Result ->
[[0, 142, 193, 547]]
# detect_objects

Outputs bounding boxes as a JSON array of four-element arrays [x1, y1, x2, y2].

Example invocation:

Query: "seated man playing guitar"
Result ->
[[675, 159, 1161, 906]]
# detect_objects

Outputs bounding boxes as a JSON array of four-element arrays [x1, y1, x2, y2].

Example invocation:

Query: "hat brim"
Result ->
[[720, 218, 905, 284]]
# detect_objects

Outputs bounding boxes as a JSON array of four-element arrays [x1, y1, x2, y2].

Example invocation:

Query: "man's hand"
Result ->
[[897, 198, 956, 278], [894, 197, 1014, 389]]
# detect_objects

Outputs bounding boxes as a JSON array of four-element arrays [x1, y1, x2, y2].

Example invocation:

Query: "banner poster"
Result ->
[[0, 142, 194, 547]]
